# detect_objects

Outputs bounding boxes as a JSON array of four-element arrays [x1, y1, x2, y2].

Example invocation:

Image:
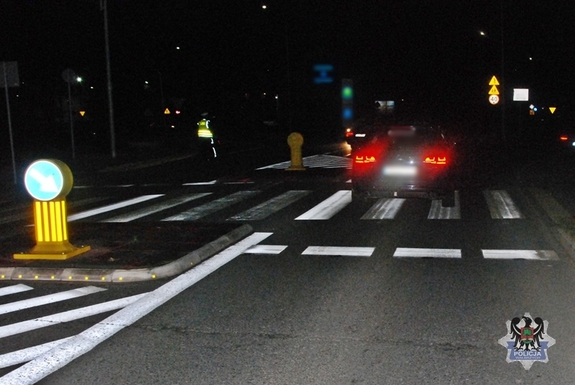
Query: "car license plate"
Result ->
[[383, 165, 417, 176]]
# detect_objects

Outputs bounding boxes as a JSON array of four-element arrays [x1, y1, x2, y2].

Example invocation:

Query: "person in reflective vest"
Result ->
[[196, 117, 218, 160], [197, 118, 214, 139]]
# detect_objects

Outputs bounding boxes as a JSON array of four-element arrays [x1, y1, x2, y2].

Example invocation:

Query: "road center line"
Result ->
[[302, 246, 374, 257], [393, 248, 462, 258]]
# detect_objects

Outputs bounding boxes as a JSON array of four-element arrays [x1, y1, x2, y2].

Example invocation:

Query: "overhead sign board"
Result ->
[[24, 159, 73, 201], [0, 61, 20, 88], [513, 88, 529, 101]]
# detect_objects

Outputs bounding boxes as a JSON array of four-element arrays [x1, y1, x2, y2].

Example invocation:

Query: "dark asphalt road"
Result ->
[[2, 137, 575, 384]]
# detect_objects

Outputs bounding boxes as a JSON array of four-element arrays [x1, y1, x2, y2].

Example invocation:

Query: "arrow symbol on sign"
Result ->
[[28, 168, 59, 193]]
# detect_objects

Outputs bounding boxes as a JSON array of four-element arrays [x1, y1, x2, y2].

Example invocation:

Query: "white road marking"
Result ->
[[162, 191, 260, 221], [101, 193, 212, 222], [0, 233, 272, 384], [256, 154, 351, 170], [0, 284, 33, 298], [0, 337, 73, 369], [0, 197, 107, 225], [243, 245, 288, 254], [229, 190, 310, 220], [182, 180, 217, 186], [302, 246, 374, 257], [484, 190, 523, 219], [0, 286, 107, 315], [428, 191, 461, 219], [68, 195, 164, 222], [0, 293, 147, 339], [482, 249, 559, 260], [296, 190, 351, 220], [393, 248, 462, 258], [361, 198, 405, 219]]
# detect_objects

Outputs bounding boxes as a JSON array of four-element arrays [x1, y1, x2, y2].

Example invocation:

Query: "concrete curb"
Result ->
[[0, 224, 254, 283]]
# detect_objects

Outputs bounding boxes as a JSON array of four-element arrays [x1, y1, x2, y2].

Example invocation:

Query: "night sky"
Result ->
[[1, 0, 574, 155]]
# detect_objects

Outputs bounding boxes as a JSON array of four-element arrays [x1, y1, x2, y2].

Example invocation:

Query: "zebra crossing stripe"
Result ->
[[182, 180, 217, 186], [0, 286, 107, 316], [428, 191, 461, 219], [162, 191, 260, 221], [302, 246, 374, 257], [68, 195, 164, 222], [393, 248, 462, 258], [361, 198, 405, 219], [0, 292, 147, 339], [483, 190, 523, 219], [296, 190, 351, 220], [482, 249, 559, 260], [243, 245, 288, 254], [0, 284, 33, 297], [102, 193, 212, 222], [229, 190, 310, 221], [0, 337, 73, 369]]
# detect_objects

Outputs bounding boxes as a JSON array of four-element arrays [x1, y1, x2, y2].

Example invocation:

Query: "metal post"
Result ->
[[3, 62, 17, 185], [102, 0, 116, 158], [67, 81, 76, 159]]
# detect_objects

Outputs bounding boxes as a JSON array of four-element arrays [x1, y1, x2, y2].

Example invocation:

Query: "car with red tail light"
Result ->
[[351, 124, 457, 207]]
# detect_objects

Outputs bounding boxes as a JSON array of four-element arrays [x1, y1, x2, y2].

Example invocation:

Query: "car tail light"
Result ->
[[355, 155, 376, 164], [560, 135, 569, 141], [423, 154, 447, 165], [345, 128, 354, 138]]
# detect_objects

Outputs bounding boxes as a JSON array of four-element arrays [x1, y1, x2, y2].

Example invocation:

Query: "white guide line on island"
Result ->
[[0, 232, 272, 384], [256, 154, 352, 170]]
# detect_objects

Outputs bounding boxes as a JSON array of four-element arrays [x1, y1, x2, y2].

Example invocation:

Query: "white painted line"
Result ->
[[484, 190, 523, 219], [393, 248, 462, 258], [224, 181, 255, 185], [482, 249, 559, 260], [0, 233, 272, 384], [0, 337, 73, 369], [229, 190, 310, 220], [182, 180, 217, 186], [302, 246, 374, 257], [0, 286, 107, 316], [0, 284, 33, 298], [296, 190, 351, 220], [361, 198, 405, 219], [102, 193, 212, 222], [68, 195, 164, 222], [428, 192, 461, 219], [162, 191, 260, 221], [243, 245, 287, 254], [0, 293, 147, 339]]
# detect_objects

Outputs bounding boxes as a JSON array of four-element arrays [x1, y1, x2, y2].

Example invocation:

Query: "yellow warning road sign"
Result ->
[[549, 107, 556, 114], [489, 76, 500, 86], [164, 108, 171, 115], [79, 111, 85, 117], [488, 85, 499, 95]]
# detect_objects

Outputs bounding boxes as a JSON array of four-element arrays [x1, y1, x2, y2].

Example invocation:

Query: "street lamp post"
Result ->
[[101, 0, 116, 158]]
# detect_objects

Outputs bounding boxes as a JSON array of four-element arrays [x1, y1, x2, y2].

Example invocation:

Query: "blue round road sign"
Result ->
[[24, 160, 73, 201]]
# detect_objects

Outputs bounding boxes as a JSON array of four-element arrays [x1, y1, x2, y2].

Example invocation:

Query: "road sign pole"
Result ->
[[67, 81, 76, 159], [2, 62, 17, 185]]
